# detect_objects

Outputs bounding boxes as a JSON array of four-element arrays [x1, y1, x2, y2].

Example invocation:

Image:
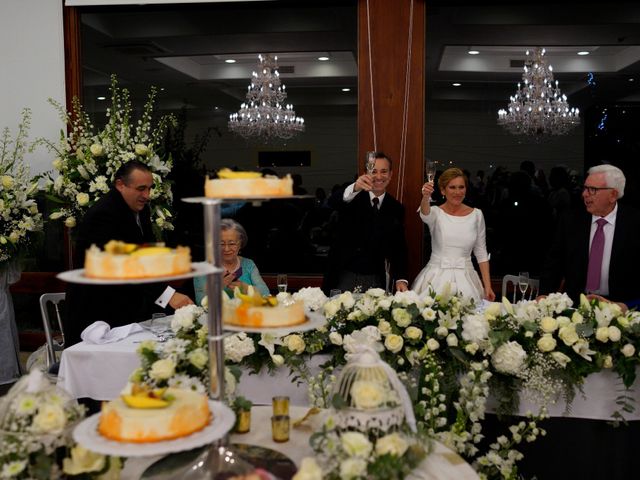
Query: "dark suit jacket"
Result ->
[[540, 203, 640, 304], [324, 189, 408, 292], [66, 189, 166, 344]]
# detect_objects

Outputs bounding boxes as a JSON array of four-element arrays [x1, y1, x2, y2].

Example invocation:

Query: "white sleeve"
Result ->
[[418, 205, 438, 229], [472, 210, 489, 263], [154, 286, 176, 308], [342, 183, 359, 203]]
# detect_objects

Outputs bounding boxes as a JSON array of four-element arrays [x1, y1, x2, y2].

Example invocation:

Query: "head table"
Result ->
[[57, 318, 640, 421]]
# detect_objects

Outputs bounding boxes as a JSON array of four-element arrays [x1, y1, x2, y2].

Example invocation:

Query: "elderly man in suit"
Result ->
[[541, 164, 640, 306], [66, 160, 193, 345], [324, 152, 409, 293]]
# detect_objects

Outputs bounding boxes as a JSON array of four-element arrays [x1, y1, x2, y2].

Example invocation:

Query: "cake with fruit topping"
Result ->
[[84, 240, 191, 279], [98, 386, 211, 443], [205, 168, 293, 198], [223, 287, 305, 328]]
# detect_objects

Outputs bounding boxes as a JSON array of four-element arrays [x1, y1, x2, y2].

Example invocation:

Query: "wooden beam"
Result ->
[[358, 0, 425, 283]]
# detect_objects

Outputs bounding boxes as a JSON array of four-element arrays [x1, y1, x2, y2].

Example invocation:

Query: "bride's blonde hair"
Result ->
[[438, 167, 468, 192]]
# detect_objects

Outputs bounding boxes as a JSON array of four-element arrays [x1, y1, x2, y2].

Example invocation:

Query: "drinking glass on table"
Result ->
[[277, 274, 288, 293], [518, 272, 529, 300]]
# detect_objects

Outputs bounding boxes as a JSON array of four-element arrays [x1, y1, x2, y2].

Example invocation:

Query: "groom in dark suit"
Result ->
[[65, 160, 193, 345], [324, 152, 408, 293], [540, 164, 640, 305]]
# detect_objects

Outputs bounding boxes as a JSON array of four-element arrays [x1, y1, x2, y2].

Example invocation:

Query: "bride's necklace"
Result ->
[[441, 203, 468, 216]]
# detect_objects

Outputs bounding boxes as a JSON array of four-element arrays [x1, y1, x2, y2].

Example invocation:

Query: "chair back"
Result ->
[[501, 275, 540, 302], [39, 293, 66, 369]]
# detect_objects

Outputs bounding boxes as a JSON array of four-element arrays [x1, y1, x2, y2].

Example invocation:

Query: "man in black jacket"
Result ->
[[540, 164, 640, 305], [65, 160, 193, 344], [324, 152, 409, 293]]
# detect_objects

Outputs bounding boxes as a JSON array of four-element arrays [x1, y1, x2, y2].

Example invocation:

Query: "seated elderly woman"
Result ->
[[193, 219, 270, 304]]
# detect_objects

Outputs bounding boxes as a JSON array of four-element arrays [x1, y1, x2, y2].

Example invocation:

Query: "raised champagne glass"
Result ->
[[425, 161, 436, 203], [365, 151, 377, 175], [276, 273, 288, 293]]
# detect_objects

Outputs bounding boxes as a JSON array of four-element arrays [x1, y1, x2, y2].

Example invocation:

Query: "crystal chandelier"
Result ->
[[497, 48, 580, 136], [228, 54, 305, 142]]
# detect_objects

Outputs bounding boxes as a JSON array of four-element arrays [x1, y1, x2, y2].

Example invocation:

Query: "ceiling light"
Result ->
[[228, 54, 305, 142], [468, 50, 480, 55], [498, 47, 580, 137], [629, 78, 635, 82], [225, 59, 237, 64], [452, 83, 461, 87], [577, 51, 590, 56], [97, 96, 106, 100], [318, 56, 330, 61], [341, 88, 351, 92]]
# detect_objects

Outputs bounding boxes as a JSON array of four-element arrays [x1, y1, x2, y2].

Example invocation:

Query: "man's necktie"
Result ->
[[372, 197, 380, 211], [585, 218, 607, 292], [135, 213, 144, 236]]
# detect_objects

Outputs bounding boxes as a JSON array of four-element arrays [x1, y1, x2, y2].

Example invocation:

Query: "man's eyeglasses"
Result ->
[[220, 241, 240, 248], [582, 185, 613, 195]]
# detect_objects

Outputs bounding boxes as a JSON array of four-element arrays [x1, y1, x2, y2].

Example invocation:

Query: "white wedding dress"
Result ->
[[412, 206, 488, 303]]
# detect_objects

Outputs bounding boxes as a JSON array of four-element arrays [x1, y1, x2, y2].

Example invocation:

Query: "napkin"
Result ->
[[80, 321, 144, 344]]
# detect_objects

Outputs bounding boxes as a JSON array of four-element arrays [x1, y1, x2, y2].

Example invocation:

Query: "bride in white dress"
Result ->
[[412, 168, 496, 303]]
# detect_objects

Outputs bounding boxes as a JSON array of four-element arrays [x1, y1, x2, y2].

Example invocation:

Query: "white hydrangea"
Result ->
[[491, 341, 527, 375], [224, 332, 256, 363], [462, 314, 490, 343], [292, 287, 328, 311]]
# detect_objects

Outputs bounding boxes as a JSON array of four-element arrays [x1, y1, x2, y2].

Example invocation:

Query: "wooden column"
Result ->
[[358, 0, 425, 282], [63, 4, 82, 110]]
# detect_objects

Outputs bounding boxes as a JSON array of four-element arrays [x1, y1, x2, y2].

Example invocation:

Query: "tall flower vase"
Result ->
[[0, 260, 22, 384]]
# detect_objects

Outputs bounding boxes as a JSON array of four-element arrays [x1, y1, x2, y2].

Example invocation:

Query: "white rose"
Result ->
[[64, 216, 76, 228], [392, 308, 412, 328], [556, 316, 571, 328], [484, 302, 502, 317], [188, 348, 208, 370], [366, 288, 386, 298], [272, 354, 285, 366], [435, 326, 448, 337], [324, 300, 340, 319], [292, 458, 323, 480], [341, 431, 372, 457], [351, 380, 386, 409], [491, 341, 527, 375], [377, 320, 392, 336], [50, 211, 65, 220], [33, 404, 67, 433], [558, 325, 579, 346], [608, 326, 621, 342], [76, 192, 90, 206], [603, 355, 613, 369], [465, 342, 479, 355], [63, 446, 106, 475], [550, 351, 571, 368], [427, 338, 440, 351], [571, 311, 584, 324], [339, 458, 368, 480], [90, 143, 104, 157], [384, 334, 404, 353], [329, 332, 343, 345], [375, 432, 409, 457], [338, 291, 355, 309], [149, 358, 175, 380], [1, 175, 15, 189], [135, 144, 149, 156], [8, 231, 20, 243], [540, 316, 558, 333], [621, 344, 636, 357], [595, 326, 609, 343], [446, 333, 459, 347], [421, 307, 436, 321], [284, 334, 305, 354], [537, 334, 557, 352], [404, 326, 423, 341], [378, 298, 392, 310]]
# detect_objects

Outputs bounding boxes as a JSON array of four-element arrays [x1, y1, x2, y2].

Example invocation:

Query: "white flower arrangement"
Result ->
[[0, 371, 119, 480], [0, 108, 43, 264], [41, 75, 176, 237]]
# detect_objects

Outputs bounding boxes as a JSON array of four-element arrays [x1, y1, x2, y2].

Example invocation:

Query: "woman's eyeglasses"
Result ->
[[220, 241, 240, 248], [582, 185, 613, 195]]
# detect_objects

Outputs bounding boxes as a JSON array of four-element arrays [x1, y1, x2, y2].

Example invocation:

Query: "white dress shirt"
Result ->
[[589, 203, 617, 295]]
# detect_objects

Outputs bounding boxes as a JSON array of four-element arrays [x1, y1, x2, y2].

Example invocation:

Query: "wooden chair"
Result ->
[[501, 275, 540, 302]]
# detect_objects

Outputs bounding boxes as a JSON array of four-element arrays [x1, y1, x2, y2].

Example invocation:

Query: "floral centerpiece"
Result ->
[[42, 75, 176, 236], [0, 370, 120, 479], [0, 108, 43, 265]]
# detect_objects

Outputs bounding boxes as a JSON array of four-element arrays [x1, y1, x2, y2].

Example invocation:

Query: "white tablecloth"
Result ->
[[58, 327, 640, 420], [120, 406, 479, 480]]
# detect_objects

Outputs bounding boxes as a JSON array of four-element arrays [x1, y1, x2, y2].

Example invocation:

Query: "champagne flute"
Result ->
[[365, 151, 377, 175], [277, 274, 288, 293], [518, 272, 529, 300], [425, 161, 436, 203]]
